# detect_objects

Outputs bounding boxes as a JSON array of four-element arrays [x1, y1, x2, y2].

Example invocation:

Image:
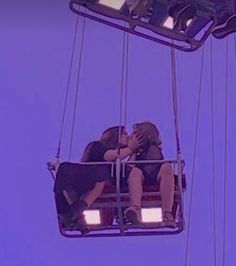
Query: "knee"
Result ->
[[94, 181, 105, 191], [159, 163, 173, 177], [128, 167, 144, 184]]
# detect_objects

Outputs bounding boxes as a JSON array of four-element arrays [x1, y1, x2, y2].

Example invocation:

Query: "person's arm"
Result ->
[[104, 146, 134, 161], [104, 134, 144, 161]]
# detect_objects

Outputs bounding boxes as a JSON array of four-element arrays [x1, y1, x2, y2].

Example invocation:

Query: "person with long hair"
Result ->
[[54, 126, 143, 234], [125, 121, 176, 228]]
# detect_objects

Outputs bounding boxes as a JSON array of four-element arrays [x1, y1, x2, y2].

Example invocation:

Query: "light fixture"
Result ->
[[141, 208, 162, 223], [186, 19, 193, 27], [163, 16, 193, 30], [163, 16, 174, 29], [84, 210, 101, 225], [98, 0, 126, 10]]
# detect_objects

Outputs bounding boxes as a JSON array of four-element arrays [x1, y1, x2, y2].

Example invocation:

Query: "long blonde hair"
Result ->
[[133, 121, 161, 148]]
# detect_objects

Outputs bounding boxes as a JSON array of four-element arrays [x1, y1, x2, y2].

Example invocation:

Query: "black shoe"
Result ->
[[168, 3, 196, 32], [59, 212, 73, 229], [212, 13, 236, 39], [73, 215, 89, 235], [70, 200, 89, 233], [70, 200, 88, 219]]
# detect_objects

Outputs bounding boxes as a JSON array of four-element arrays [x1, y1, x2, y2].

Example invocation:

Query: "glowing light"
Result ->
[[163, 16, 174, 29], [163, 16, 193, 30], [186, 19, 192, 27], [99, 0, 126, 10], [84, 210, 101, 225], [141, 208, 162, 223]]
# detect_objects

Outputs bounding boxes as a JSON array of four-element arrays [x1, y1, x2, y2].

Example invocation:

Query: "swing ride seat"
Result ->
[[55, 160, 186, 238], [70, 0, 216, 52]]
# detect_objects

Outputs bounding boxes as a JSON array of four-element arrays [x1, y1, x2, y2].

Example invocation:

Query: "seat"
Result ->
[[58, 166, 186, 237], [70, 0, 216, 52]]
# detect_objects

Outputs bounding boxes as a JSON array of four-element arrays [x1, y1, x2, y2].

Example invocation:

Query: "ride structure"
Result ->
[[47, 0, 191, 238], [70, 0, 216, 52]]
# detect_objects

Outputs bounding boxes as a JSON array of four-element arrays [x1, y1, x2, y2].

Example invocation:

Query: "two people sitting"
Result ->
[[125, 0, 236, 39], [54, 122, 176, 234]]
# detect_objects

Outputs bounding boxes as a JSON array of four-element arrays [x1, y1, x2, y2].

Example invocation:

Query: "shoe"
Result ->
[[70, 200, 88, 218], [73, 215, 89, 235], [70, 200, 89, 234], [125, 206, 141, 225], [59, 212, 72, 228], [212, 13, 236, 39], [168, 3, 196, 31], [162, 211, 176, 228]]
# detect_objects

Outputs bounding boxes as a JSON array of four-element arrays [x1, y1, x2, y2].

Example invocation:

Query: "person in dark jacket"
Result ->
[[54, 126, 143, 233]]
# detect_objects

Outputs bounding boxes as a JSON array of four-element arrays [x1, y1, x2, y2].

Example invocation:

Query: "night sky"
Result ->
[[1, 1, 236, 266]]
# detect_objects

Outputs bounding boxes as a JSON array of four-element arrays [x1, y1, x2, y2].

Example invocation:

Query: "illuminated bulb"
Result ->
[[141, 208, 162, 223], [99, 0, 126, 10], [163, 16, 174, 29], [186, 19, 192, 27], [84, 210, 101, 225]]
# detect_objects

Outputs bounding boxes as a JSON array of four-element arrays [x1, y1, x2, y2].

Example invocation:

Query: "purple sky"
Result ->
[[1, 1, 236, 266]]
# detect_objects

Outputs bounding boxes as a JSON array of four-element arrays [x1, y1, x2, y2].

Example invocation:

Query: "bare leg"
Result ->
[[158, 163, 175, 214], [128, 167, 144, 208], [125, 167, 144, 224], [81, 181, 105, 207]]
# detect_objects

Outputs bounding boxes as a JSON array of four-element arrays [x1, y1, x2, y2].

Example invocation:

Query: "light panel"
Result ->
[[99, 0, 126, 10], [186, 19, 193, 27], [84, 210, 101, 225], [163, 16, 174, 29], [141, 208, 162, 223], [163, 16, 193, 30]]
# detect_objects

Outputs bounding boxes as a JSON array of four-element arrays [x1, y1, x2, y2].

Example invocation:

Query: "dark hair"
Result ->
[[100, 126, 125, 149], [81, 126, 125, 161]]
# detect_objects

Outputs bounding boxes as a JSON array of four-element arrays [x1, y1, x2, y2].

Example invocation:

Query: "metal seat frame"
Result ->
[[70, 0, 216, 52], [54, 158, 186, 238]]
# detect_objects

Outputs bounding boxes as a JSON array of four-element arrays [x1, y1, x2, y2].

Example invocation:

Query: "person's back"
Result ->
[[81, 141, 107, 162]]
